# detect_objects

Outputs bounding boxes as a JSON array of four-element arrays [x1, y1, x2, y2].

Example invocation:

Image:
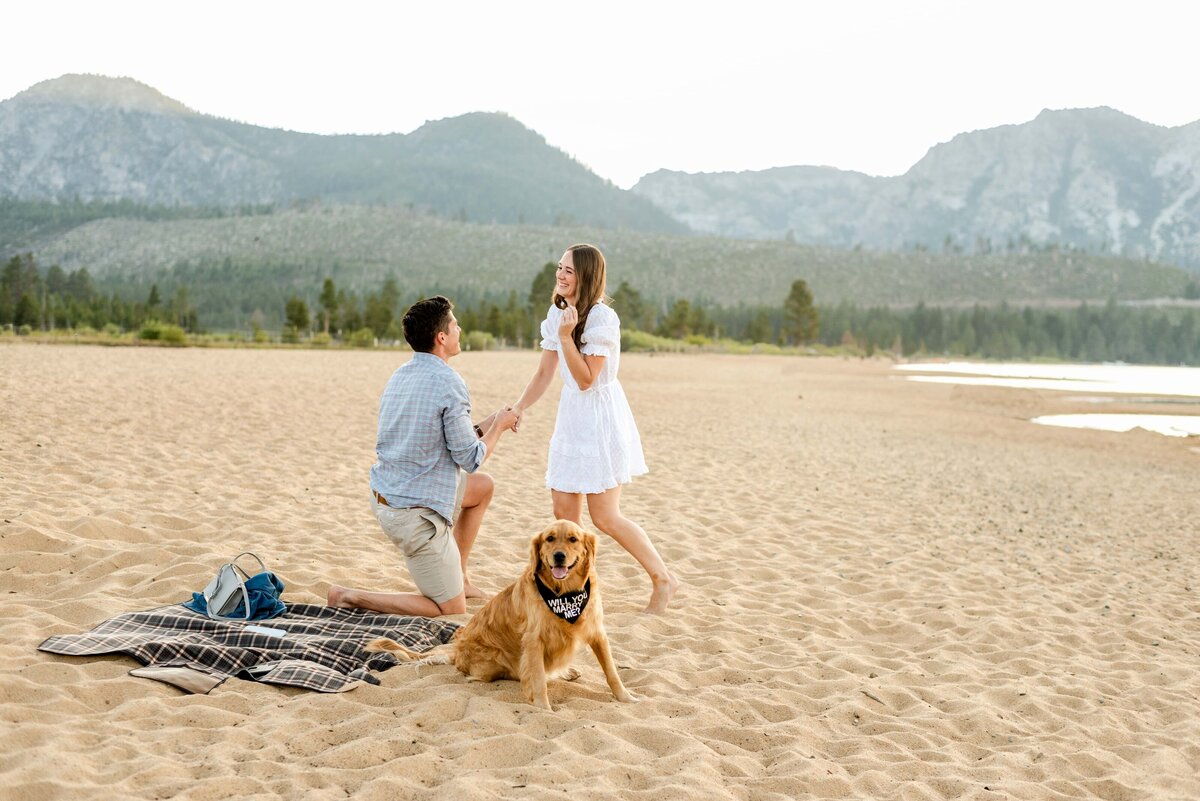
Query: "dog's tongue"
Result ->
[[551, 566, 570, 580]]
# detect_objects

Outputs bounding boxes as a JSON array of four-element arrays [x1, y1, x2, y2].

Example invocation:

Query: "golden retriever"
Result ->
[[367, 519, 635, 710]]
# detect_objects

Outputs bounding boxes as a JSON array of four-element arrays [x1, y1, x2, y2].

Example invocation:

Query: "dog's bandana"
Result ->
[[535, 575, 591, 624]]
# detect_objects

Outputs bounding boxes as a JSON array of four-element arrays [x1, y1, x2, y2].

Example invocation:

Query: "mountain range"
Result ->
[[0, 74, 684, 234], [633, 108, 1200, 269], [2, 74, 1199, 283]]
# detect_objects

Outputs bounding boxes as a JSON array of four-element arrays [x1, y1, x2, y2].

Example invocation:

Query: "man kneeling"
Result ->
[[329, 296, 517, 616]]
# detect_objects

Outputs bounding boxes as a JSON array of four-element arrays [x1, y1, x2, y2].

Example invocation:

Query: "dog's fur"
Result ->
[[366, 519, 635, 710]]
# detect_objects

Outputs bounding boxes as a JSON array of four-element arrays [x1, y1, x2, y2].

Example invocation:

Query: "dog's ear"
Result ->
[[582, 530, 597, 574], [529, 531, 544, 573]]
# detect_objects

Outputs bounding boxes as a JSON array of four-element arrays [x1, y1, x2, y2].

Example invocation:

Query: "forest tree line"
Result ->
[[4, 254, 1199, 365], [1, 254, 198, 335]]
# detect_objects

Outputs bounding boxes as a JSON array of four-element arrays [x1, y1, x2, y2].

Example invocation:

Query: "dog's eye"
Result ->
[[546, 535, 555, 543], [569, 536, 578, 543]]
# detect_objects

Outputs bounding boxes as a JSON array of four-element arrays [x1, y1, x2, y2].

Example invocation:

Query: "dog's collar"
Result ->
[[534, 574, 591, 624]]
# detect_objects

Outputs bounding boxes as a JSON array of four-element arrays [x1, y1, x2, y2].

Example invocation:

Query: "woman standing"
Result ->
[[513, 244, 678, 613]]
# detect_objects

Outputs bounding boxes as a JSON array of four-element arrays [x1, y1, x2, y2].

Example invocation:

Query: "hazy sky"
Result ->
[[5, 1, 1199, 188]]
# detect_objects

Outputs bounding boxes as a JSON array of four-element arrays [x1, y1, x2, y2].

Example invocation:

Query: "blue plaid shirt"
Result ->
[[369, 353, 485, 524]]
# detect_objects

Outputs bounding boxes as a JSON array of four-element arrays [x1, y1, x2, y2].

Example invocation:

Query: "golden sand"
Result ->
[[2, 343, 1198, 800]]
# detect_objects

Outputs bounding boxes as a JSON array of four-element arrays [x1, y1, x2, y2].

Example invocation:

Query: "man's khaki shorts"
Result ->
[[371, 477, 467, 605]]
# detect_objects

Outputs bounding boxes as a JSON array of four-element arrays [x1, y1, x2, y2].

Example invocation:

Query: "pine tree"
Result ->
[[365, 292, 393, 339], [611, 280, 645, 331], [745, 309, 772, 343], [657, 299, 692, 339], [319, 278, 337, 334], [285, 296, 310, 333], [146, 284, 162, 319], [529, 262, 557, 310], [783, 279, 819, 344]]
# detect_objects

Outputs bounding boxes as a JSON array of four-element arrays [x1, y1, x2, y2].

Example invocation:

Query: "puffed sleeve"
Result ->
[[580, 304, 621, 357], [539, 305, 561, 351]]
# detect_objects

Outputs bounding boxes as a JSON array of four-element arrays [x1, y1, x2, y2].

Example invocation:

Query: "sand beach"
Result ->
[[2, 343, 1198, 800]]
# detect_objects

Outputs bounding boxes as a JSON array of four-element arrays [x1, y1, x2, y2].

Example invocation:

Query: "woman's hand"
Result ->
[[510, 405, 524, 433], [495, 407, 519, 432], [558, 305, 578, 340]]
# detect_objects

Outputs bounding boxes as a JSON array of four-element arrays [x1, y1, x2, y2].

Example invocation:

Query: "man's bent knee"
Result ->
[[436, 594, 467, 615]]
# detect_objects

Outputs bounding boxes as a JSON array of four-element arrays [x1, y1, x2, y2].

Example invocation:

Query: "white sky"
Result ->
[[4, 1, 1199, 188]]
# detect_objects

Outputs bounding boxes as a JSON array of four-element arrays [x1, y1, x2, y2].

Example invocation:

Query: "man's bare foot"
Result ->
[[327, 585, 356, 609], [642, 574, 679, 614], [464, 582, 490, 600]]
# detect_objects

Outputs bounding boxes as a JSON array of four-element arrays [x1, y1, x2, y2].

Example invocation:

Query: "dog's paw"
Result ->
[[615, 690, 638, 703], [561, 667, 581, 682]]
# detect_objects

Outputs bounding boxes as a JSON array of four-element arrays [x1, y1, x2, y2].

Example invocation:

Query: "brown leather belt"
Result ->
[[373, 490, 390, 507]]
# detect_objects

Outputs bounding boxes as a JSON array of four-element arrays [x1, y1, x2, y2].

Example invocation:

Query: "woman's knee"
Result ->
[[588, 507, 621, 533], [552, 498, 582, 523]]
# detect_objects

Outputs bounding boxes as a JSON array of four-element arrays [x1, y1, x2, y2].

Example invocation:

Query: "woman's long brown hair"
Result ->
[[553, 243, 607, 350]]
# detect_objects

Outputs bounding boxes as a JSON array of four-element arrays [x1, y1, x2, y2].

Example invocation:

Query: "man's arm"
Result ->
[[475, 407, 518, 463], [444, 386, 488, 473], [474, 410, 499, 437], [444, 381, 517, 471]]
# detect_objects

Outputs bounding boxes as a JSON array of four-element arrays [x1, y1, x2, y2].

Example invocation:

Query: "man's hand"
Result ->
[[495, 407, 519, 432]]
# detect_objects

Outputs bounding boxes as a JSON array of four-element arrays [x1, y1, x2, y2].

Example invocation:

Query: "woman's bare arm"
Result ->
[[513, 348, 560, 429]]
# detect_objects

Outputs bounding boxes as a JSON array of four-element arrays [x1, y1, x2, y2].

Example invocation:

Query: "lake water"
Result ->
[[894, 361, 1200, 438], [893, 362, 1200, 398], [1030, 414, 1200, 438]]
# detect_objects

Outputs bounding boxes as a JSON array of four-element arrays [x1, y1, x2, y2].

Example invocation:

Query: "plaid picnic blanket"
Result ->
[[38, 603, 459, 694]]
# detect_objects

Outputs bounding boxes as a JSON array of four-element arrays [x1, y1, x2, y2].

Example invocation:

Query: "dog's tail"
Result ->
[[365, 638, 453, 665]]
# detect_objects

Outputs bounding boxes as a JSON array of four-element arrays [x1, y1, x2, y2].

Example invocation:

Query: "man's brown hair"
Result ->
[[403, 295, 453, 352]]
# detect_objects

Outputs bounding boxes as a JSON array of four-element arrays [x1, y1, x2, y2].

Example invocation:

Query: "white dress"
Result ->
[[539, 302, 648, 494]]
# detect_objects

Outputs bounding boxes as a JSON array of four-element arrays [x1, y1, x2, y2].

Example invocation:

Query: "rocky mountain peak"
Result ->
[[0, 74, 684, 232], [12, 73, 196, 116], [633, 107, 1200, 267], [1032, 105, 1142, 126]]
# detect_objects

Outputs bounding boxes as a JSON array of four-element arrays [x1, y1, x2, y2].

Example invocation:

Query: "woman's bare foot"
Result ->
[[642, 574, 679, 614], [327, 585, 356, 609]]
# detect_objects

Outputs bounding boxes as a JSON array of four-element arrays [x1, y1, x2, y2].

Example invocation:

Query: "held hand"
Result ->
[[558, 305, 578, 339], [510, 406, 524, 433], [496, 407, 519, 432]]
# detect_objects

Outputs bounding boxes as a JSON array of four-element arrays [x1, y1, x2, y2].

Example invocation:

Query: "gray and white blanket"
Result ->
[[38, 603, 458, 694]]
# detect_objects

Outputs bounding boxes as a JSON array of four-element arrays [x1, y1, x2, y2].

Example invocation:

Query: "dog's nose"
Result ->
[[553, 550, 567, 566]]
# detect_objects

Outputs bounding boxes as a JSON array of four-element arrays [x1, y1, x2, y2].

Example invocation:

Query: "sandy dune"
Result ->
[[2, 343, 1198, 800]]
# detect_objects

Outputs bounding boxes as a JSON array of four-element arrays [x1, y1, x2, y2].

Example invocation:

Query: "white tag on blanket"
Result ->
[[245, 625, 287, 637]]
